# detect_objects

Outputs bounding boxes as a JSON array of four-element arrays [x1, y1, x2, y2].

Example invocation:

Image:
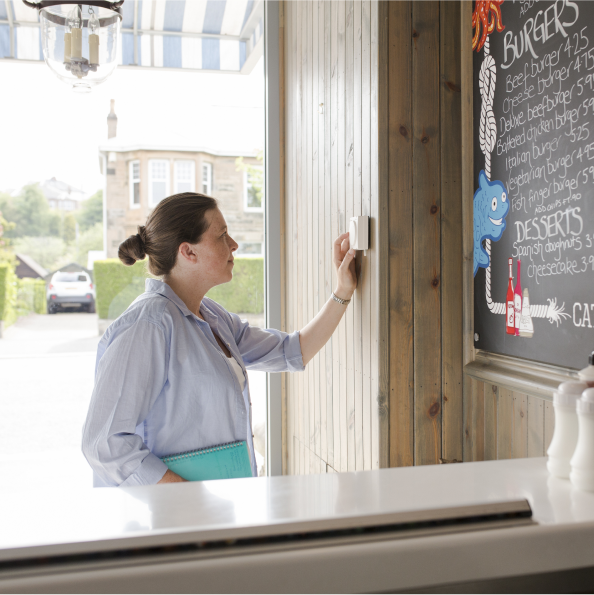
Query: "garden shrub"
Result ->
[[0, 263, 17, 326], [93, 257, 264, 320], [16, 278, 47, 316]]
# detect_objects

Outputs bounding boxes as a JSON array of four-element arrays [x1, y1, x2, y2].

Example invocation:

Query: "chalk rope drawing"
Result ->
[[474, 12, 570, 326]]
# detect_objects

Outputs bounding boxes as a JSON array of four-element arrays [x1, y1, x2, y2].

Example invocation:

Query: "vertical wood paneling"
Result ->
[[361, 0, 373, 470], [318, 0, 328, 466], [484, 383, 498, 460], [412, 1, 441, 466], [527, 395, 545, 457], [312, 0, 320, 463], [388, 0, 414, 468], [330, 0, 341, 473], [497, 387, 513, 459], [440, 0, 463, 463], [353, 0, 364, 471], [324, 0, 334, 470], [465, 378, 484, 461], [512, 392, 528, 458], [345, 0, 356, 472], [284, 0, 382, 475]]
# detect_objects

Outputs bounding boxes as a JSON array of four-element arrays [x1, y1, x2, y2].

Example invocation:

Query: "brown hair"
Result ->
[[118, 192, 218, 276]]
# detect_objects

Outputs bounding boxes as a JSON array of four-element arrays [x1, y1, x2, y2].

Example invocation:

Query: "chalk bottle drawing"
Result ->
[[519, 288, 534, 338], [514, 260, 522, 336], [506, 257, 515, 335]]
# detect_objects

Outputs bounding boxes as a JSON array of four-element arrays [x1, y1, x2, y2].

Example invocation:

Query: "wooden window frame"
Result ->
[[148, 159, 170, 208]]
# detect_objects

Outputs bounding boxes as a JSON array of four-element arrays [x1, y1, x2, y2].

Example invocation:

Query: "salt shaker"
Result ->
[[547, 381, 588, 478], [578, 350, 594, 387], [569, 388, 594, 492]]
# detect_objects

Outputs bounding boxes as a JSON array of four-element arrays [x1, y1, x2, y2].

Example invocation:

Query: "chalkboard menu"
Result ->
[[473, 0, 594, 370]]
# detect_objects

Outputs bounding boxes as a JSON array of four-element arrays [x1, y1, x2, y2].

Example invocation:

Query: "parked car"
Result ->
[[47, 271, 96, 314]]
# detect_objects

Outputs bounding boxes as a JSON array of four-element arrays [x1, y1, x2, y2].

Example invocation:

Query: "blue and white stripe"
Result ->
[[0, 0, 263, 73]]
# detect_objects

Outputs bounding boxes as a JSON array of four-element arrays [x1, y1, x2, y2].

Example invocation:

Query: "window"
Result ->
[[202, 162, 212, 195], [236, 242, 263, 257], [175, 160, 195, 193], [148, 159, 170, 207], [244, 166, 263, 212], [129, 160, 140, 208]]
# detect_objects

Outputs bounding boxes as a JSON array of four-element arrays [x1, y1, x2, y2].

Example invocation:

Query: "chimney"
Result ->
[[107, 99, 117, 139]]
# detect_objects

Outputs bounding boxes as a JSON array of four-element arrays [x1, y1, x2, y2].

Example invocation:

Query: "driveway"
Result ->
[[0, 313, 266, 493]]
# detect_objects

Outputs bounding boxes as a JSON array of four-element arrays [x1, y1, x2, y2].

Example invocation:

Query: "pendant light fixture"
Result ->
[[22, 1, 124, 93]]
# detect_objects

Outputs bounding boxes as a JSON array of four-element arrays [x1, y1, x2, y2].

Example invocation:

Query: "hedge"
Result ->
[[94, 257, 264, 320], [17, 278, 46, 316], [0, 263, 17, 325]]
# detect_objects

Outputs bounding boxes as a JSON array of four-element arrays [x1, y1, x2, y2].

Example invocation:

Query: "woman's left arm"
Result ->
[[298, 233, 357, 366]]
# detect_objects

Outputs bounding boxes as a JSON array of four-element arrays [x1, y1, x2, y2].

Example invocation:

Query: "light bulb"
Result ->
[[88, 12, 100, 35]]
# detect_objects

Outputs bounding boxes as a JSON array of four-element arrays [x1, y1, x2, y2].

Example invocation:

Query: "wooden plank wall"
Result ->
[[283, 0, 384, 474], [386, 1, 465, 467]]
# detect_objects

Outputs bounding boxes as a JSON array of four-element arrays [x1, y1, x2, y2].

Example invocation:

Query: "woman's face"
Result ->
[[192, 207, 238, 286]]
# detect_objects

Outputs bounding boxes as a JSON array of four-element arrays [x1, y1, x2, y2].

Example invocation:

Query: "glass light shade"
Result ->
[[39, 4, 122, 93]]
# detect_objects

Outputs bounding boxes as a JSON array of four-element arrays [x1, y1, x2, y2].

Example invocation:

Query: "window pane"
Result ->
[[177, 181, 192, 193], [152, 181, 167, 204], [133, 182, 140, 205], [132, 162, 140, 180]]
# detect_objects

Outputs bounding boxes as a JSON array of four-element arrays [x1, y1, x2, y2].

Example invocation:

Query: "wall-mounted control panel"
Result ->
[[349, 215, 369, 251]]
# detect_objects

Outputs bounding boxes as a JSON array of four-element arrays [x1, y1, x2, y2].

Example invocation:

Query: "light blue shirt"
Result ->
[[82, 279, 305, 487]]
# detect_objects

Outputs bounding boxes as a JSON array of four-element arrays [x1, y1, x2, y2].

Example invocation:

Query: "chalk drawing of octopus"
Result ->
[[473, 170, 509, 277], [472, 0, 505, 52]]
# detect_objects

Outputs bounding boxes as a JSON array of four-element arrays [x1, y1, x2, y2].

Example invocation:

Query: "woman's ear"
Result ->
[[178, 242, 198, 264]]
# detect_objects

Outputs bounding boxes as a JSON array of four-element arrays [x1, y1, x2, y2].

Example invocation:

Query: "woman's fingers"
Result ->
[[333, 233, 350, 263]]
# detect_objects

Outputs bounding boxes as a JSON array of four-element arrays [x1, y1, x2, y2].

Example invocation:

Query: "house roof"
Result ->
[[15, 254, 48, 279], [41, 178, 89, 203], [98, 127, 261, 158]]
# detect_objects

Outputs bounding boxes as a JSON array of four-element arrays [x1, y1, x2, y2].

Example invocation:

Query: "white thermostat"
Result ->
[[349, 215, 369, 250]]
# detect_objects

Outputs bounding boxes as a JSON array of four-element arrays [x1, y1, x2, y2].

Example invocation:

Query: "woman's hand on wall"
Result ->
[[298, 233, 359, 366], [333, 232, 357, 300]]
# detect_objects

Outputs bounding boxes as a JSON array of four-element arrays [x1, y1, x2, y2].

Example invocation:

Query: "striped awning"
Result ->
[[0, 0, 263, 74]]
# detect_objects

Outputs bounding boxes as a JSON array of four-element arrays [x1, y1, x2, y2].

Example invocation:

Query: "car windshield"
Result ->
[[53, 273, 87, 283]]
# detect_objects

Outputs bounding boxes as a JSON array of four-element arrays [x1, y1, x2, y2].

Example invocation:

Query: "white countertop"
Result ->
[[0, 458, 594, 593], [1, 457, 593, 563]]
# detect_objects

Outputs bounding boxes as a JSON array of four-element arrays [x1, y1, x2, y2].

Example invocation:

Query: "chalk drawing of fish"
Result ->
[[473, 170, 509, 277]]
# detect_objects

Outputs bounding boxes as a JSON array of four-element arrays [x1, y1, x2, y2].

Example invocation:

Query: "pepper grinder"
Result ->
[[578, 350, 594, 387], [547, 381, 589, 478], [569, 388, 594, 492]]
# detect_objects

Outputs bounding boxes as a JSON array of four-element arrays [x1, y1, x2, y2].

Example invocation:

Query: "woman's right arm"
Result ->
[[82, 318, 171, 487]]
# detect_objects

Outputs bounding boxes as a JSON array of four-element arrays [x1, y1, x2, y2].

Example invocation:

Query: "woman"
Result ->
[[82, 192, 356, 487]]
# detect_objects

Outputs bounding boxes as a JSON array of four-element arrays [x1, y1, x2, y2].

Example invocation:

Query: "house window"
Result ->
[[244, 166, 263, 212], [202, 162, 212, 195], [175, 161, 195, 194], [148, 159, 170, 207], [129, 161, 141, 208]]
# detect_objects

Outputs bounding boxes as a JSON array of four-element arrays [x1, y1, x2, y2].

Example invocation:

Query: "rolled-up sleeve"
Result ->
[[228, 312, 305, 373], [82, 319, 170, 487]]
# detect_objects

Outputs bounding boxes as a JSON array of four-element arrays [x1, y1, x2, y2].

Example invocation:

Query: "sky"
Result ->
[[0, 56, 265, 195]]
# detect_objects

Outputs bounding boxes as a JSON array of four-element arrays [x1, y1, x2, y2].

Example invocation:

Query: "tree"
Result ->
[[0, 210, 16, 265], [76, 190, 103, 231], [0, 184, 54, 238], [235, 151, 264, 210], [62, 213, 77, 244]]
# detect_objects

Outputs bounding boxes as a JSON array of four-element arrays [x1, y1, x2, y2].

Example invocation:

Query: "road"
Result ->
[[0, 313, 266, 492]]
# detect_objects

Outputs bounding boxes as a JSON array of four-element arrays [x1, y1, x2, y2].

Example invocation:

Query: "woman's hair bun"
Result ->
[[118, 227, 147, 266]]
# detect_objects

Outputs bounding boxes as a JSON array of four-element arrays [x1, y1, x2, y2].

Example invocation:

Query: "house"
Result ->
[[15, 253, 48, 279], [98, 102, 264, 258], [40, 177, 89, 211]]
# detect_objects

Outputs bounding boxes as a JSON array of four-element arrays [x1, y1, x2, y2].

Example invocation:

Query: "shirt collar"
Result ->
[[144, 278, 218, 325]]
